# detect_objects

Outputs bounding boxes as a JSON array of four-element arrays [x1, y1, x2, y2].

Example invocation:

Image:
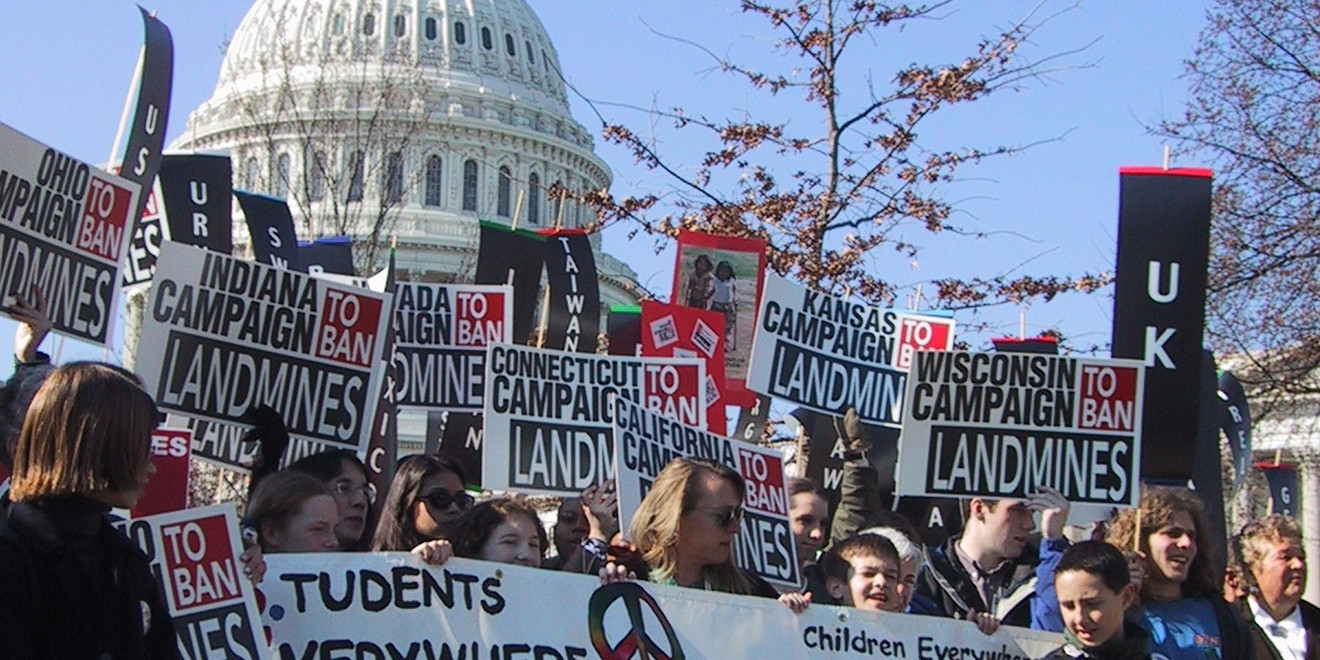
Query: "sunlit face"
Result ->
[[829, 554, 900, 613], [1249, 537, 1307, 612], [1147, 511, 1198, 586], [478, 514, 543, 568], [975, 498, 1035, 561], [266, 494, 340, 553], [789, 492, 828, 566], [1055, 570, 1132, 648], [413, 470, 466, 539], [327, 459, 371, 548], [675, 472, 742, 571]]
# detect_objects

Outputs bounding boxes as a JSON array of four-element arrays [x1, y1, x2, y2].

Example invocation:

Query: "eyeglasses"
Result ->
[[331, 481, 377, 505], [418, 488, 475, 511], [698, 506, 745, 530]]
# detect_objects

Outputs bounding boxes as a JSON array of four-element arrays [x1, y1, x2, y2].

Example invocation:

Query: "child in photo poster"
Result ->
[[710, 260, 739, 350], [685, 254, 714, 309]]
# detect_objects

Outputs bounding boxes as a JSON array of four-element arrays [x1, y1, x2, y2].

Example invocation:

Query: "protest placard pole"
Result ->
[[535, 283, 551, 348], [554, 191, 566, 230], [510, 190, 525, 231], [1133, 506, 1142, 554]]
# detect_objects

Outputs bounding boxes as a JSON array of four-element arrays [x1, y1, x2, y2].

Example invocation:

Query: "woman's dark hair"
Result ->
[[714, 260, 735, 280], [450, 497, 548, 561], [370, 454, 467, 551], [287, 449, 376, 550], [1056, 541, 1131, 593]]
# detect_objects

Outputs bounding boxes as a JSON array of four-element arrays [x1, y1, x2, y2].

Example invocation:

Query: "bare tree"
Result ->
[[219, 4, 431, 274], [577, 0, 1104, 320], [1156, 0, 1320, 419]]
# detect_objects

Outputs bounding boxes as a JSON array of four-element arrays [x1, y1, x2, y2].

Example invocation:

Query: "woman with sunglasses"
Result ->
[[607, 457, 778, 598], [0, 362, 179, 658], [372, 454, 472, 551], [287, 450, 376, 550]]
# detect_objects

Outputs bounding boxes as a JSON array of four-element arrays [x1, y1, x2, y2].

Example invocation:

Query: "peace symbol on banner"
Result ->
[[587, 583, 686, 660]]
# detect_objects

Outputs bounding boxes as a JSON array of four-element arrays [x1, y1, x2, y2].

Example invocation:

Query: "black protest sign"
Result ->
[[898, 352, 1145, 507], [793, 407, 900, 520], [299, 236, 355, 275], [606, 305, 642, 356], [748, 273, 955, 426], [138, 242, 390, 454], [612, 396, 800, 589], [538, 228, 600, 352], [733, 395, 772, 444], [437, 412, 484, 489], [123, 178, 167, 287], [1259, 463, 1300, 518], [1111, 167, 1212, 481], [159, 153, 233, 253], [393, 283, 512, 411], [482, 343, 705, 496], [188, 418, 255, 473], [475, 220, 546, 344], [893, 495, 965, 550], [1218, 370, 1252, 490], [0, 122, 140, 345], [115, 9, 173, 257], [235, 191, 300, 270]]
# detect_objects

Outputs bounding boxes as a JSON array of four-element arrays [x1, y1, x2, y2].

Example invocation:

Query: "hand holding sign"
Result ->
[[1027, 486, 1070, 540], [9, 287, 50, 363]]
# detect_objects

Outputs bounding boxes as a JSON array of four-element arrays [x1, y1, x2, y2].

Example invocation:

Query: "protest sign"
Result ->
[[123, 177, 167, 288], [748, 273, 955, 426], [262, 553, 1061, 659], [132, 427, 192, 517], [1259, 462, 1299, 518], [393, 282, 512, 411], [538, 228, 600, 352], [606, 304, 641, 356], [113, 8, 173, 234], [475, 220, 545, 344], [119, 505, 265, 660], [897, 351, 1145, 507], [1218, 370, 1252, 490], [297, 235, 354, 275], [483, 343, 705, 496], [612, 396, 799, 589], [0, 121, 141, 345], [235, 191, 300, 270], [672, 230, 767, 406], [1111, 167, 1212, 481], [159, 153, 233, 253], [434, 411, 484, 488], [641, 300, 728, 434], [138, 242, 390, 455], [188, 418, 255, 473]]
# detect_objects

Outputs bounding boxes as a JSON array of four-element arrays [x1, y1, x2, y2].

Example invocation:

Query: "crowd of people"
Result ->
[[0, 295, 1316, 660]]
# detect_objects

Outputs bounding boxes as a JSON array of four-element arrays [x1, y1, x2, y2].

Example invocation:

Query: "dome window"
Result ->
[[362, 13, 375, 36], [382, 151, 404, 204], [275, 153, 290, 198], [394, 15, 406, 38], [308, 151, 327, 202], [542, 50, 549, 71], [526, 41, 534, 64], [424, 156, 443, 207], [481, 27, 493, 51], [454, 21, 466, 45], [462, 159, 479, 211], [497, 166, 512, 217], [347, 151, 365, 202], [425, 17, 437, 41], [245, 157, 260, 191], [504, 33, 515, 57], [527, 173, 541, 224], [332, 13, 345, 35]]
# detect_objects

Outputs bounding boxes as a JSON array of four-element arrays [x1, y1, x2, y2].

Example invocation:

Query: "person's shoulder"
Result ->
[[1296, 599, 1320, 630]]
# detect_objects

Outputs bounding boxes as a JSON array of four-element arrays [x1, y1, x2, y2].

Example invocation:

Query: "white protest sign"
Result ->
[[612, 396, 800, 589], [117, 504, 267, 659], [747, 273, 955, 426], [897, 351, 1145, 508], [393, 282, 513, 411], [483, 343, 706, 496], [261, 554, 1061, 659], [0, 121, 141, 345], [138, 241, 391, 455]]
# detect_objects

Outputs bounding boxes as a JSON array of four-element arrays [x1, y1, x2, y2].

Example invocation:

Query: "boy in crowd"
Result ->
[[1047, 541, 1148, 660], [821, 534, 903, 613]]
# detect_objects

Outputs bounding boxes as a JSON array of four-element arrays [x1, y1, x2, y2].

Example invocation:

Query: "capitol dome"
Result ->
[[172, 0, 641, 304]]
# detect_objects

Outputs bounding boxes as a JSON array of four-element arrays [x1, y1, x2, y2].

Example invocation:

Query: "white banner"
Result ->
[[261, 554, 1062, 659], [612, 396, 800, 590], [394, 282, 513, 411], [483, 343, 705, 496], [138, 241, 391, 455], [0, 121, 140, 345], [897, 351, 1145, 507], [117, 504, 266, 660], [747, 273, 955, 427]]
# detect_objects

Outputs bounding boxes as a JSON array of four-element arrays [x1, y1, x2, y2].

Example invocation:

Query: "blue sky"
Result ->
[[0, 0, 1211, 377]]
